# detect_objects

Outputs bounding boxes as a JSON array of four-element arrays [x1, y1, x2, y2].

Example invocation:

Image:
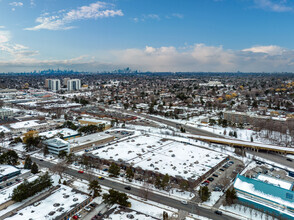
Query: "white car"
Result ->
[[181, 200, 188, 205], [84, 206, 91, 212]]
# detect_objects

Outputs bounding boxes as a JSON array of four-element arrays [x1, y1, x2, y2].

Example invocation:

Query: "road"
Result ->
[[31, 158, 238, 220], [120, 109, 294, 169], [124, 110, 223, 138]]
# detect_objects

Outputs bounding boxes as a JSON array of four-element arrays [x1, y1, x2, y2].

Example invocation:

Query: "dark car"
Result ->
[[207, 177, 214, 182], [215, 210, 222, 215], [287, 158, 293, 162], [212, 174, 218, 177], [90, 203, 98, 208], [220, 168, 225, 171], [124, 186, 131, 190], [39, 159, 44, 161]]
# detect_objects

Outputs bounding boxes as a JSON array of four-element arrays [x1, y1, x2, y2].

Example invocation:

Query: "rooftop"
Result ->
[[0, 165, 19, 178], [43, 138, 69, 147]]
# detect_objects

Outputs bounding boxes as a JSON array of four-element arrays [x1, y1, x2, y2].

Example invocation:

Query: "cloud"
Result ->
[[134, 13, 183, 22], [253, 0, 292, 12], [108, 44, 294, 72], [25, 1, 123, 31], [9, 2, 23, 7], [0, 30, 38, 59], [242, 45, 285, 55], [171, 13, 184, 19], [2, 42, 294, 73], [30, 0, 36, 7], [143, 14, 160, 20]]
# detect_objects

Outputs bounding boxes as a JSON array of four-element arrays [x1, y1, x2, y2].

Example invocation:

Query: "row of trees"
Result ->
[[12, 172, 52, 202]]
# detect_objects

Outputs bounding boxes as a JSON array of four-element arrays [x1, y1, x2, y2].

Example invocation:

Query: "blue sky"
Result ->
[[1, 0, 294, 72]]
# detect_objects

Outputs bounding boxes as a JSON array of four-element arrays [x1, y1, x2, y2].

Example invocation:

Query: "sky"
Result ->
[[1, 0, 294, 72]]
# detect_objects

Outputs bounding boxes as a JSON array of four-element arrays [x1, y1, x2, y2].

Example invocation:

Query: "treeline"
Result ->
[[12, 172, 52, 202]]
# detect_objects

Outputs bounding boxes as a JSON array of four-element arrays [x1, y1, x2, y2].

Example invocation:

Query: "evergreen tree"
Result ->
[[2, 150, 19, 165], [126, 167, 134, 181], [88, 180, 102, 197], [225, 188, 237, 205], [24, 156, 32, 169], [198, 186, 211, 202], [58, 150, 67, 159], [31, 162, 39, 174], [155, 176, 162, 189], [103, 189, 130, 207], [161, 174, 170, 189], [108, 162, 120, 177]]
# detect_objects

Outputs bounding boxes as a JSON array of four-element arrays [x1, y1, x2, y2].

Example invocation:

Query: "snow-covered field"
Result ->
[[91, 134, 227, 180]]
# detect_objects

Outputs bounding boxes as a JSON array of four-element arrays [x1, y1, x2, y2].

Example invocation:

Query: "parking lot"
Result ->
[[200, 158, 244, 192]]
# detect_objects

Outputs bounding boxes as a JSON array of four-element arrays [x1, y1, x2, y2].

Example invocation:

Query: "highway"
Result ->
[[31, 158, 238, 220]]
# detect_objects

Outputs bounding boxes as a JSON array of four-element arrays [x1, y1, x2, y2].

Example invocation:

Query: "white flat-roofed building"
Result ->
[[8, 120, 49, 134], [43, 138, 70, 155], [0, 165, 21, 182], [39, 128, 80, 140], [68, 133, 114, 152]]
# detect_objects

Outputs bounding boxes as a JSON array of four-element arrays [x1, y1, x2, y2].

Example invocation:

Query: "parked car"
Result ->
[[124, 186, 131, 190], [84, 206, 91, 212], [90, 203, 97, 208], [215, 210, 222, 215], [228, 161, 234, 164], [220, 168, 225, 171], [207, 177, 214, 182], [287, 158, 293, 162], [78, 170, 84, 174], [212, 174, 218, 177], [213, 187, 222, 192], [181, 200, 188, 205], [202, 182, 209, 186], [98, 176, 105, 180]]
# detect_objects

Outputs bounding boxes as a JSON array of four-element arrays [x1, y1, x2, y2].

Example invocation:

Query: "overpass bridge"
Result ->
[[190, 135, 294, 155]]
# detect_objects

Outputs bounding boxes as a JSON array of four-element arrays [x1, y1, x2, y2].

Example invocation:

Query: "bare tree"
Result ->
[[51, 162, 66, 179]]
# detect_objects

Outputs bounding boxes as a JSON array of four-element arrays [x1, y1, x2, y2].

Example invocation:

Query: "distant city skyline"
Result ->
[[1, 0, 294, 72]]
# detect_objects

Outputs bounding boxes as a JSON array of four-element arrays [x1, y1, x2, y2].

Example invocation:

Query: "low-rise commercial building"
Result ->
[[234, 174, 294, 219], [43, 138, 70, 155], [68, 133, 114, 152], [0, 165, 20, 182]]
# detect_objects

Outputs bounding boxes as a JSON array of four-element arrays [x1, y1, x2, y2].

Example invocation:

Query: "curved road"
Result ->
[[31, 158, 238, 220]]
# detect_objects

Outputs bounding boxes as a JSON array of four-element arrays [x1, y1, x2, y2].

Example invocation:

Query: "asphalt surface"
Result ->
[[31, 158, 237, 220]]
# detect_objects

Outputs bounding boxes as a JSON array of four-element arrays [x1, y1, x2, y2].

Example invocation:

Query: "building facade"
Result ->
[[0, 109, 13, 120], [67, 79, 81, 91], [43, 138, 70, 155], [46, 79, 61, 91]]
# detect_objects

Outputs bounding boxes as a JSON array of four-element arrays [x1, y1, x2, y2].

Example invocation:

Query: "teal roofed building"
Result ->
[[233, 174, 294, 219]]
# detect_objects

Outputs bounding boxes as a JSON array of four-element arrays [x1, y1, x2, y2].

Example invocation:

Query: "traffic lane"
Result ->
[[32, 158, 237, 220]]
